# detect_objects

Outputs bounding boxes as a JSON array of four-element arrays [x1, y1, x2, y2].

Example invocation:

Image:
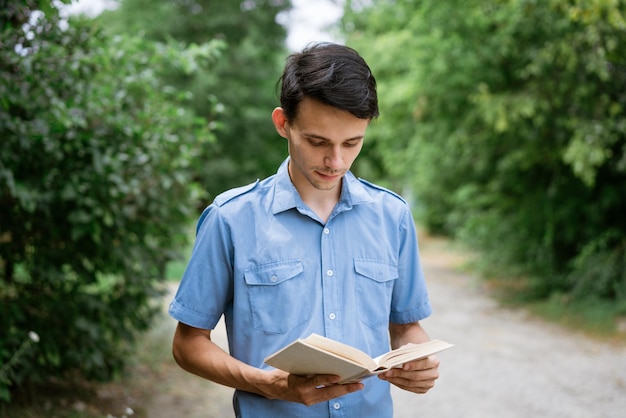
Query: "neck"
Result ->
[[305, 190, 340, 223], [288, 164, 342, 223]]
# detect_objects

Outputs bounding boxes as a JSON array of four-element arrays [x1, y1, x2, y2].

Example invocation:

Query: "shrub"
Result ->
[[0, 3, 222, 401]]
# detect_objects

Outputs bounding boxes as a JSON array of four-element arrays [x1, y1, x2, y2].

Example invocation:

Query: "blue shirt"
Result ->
[[169, 158, 432, 418]]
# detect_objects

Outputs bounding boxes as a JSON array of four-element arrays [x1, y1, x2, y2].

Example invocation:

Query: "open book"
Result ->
[[264, 333, 453, 384]]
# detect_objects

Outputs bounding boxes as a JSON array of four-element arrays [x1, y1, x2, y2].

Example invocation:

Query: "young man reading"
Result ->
[[169, 42, 440, 418]]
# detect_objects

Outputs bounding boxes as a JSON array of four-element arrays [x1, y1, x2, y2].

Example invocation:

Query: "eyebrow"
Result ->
[[303, 133, 364, 142]]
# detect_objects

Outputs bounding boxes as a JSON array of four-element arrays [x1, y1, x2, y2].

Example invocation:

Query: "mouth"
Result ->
[[316, 171, 343, 181]]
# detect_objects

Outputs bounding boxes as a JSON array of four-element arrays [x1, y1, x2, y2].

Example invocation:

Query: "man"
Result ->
[[169, 42, 440, 417]]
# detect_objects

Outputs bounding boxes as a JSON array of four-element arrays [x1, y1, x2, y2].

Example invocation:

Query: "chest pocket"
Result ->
[[244, 260, 309, 334], [354, 259, 398, 328]]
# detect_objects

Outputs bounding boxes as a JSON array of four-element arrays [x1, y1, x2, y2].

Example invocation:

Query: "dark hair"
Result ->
[[277, 42, 379, 121]]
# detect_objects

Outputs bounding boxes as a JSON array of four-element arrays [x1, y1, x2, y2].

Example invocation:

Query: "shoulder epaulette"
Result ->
[[357, 178, 407, 204], [213, 180, 260, 207]]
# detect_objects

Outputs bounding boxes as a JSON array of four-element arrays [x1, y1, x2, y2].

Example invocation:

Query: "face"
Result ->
[[272, 98, 370, 196]]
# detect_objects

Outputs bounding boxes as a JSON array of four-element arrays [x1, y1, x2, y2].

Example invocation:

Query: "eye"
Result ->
[[308, 139, 326, 147], [344, 141, 360, 148]]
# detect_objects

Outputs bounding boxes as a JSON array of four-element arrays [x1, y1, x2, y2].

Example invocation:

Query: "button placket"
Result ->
[[321, 223, 340, 339]]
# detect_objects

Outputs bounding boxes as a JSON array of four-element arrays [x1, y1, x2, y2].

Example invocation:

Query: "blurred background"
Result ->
[[1, 0, 625, 416]]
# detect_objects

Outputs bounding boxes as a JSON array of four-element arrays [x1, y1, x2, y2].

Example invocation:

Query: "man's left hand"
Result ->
[[378, 355, 440, 394]]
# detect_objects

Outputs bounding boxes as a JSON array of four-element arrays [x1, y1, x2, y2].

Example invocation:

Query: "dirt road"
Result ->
[[145, 236, 626, 418], [392, 238, 626, 418]]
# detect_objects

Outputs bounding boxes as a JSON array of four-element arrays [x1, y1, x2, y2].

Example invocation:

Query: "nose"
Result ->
[[324, 146, 343, 170]]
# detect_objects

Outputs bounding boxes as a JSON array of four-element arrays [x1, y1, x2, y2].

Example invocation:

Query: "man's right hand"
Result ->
[[259, 369, 364, 406]]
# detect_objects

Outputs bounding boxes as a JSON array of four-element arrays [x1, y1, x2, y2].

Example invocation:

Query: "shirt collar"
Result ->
[[271, 157, 374, 216]]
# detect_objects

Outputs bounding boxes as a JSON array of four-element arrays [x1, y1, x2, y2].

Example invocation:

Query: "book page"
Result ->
[[304, 334, 378, 370], [264, 338, 373, 382], [378, 339, 454, 369]]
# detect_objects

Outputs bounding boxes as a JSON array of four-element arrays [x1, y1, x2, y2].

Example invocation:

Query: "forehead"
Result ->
[[291, 98, 370, 139]]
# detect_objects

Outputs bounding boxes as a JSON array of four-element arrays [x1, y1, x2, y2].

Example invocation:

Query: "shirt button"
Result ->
[[333, 402, 341, 410], [323, 227, 330, 235], [326, 269, 333, 277], [329, 313, 336, 320], [270, 275, 278, 283]]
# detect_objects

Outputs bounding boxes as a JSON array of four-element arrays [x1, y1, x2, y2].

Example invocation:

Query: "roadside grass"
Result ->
[[436, 235, 626, 344], [527, 296, 624, 342], [480, 270, 626, 342]]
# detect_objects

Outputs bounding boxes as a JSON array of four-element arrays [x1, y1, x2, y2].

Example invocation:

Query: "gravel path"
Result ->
[[393, 238, 626, 418], [150, 236, 626, 418]]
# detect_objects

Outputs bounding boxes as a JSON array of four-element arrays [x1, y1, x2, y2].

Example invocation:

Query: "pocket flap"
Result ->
[[354, 259, 398, 283], [244, 260, 304, 286]]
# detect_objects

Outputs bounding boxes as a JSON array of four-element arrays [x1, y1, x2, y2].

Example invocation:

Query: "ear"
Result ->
[[271, 107, 289, 139]]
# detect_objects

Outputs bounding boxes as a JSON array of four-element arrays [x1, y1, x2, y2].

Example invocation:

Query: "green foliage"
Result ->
[[344, 0, 626, 303], [98, 0, 291, 202], [0, 331, 39, 403], [0, 1, 221, 402]]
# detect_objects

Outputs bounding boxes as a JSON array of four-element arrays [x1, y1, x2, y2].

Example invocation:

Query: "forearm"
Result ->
[[172, 322, 276, 398], [172, 322, 364, 404], [389, 321, 430, 349]]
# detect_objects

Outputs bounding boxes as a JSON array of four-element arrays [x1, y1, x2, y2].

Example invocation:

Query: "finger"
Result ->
[[381, 373, 436, 393], [307, 374, 364, 397], [379, 367, 439, 393], [295, 377, 364, 406], [403, 355, 440, 371], [395, 378, 436, 394], [381, 364, 439, 381], [317, 381, 364, 399], [309, 374, 341, 388]]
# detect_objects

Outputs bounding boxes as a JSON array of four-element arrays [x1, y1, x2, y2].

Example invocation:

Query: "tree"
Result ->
[[98, 0, 292, 204], [343, 0, 626, 304], [0, 0, 222, 401]]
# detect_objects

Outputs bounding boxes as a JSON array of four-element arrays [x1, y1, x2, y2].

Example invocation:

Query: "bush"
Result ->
[[344, 0, 626, 304], [0, 3, 222, 401]]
